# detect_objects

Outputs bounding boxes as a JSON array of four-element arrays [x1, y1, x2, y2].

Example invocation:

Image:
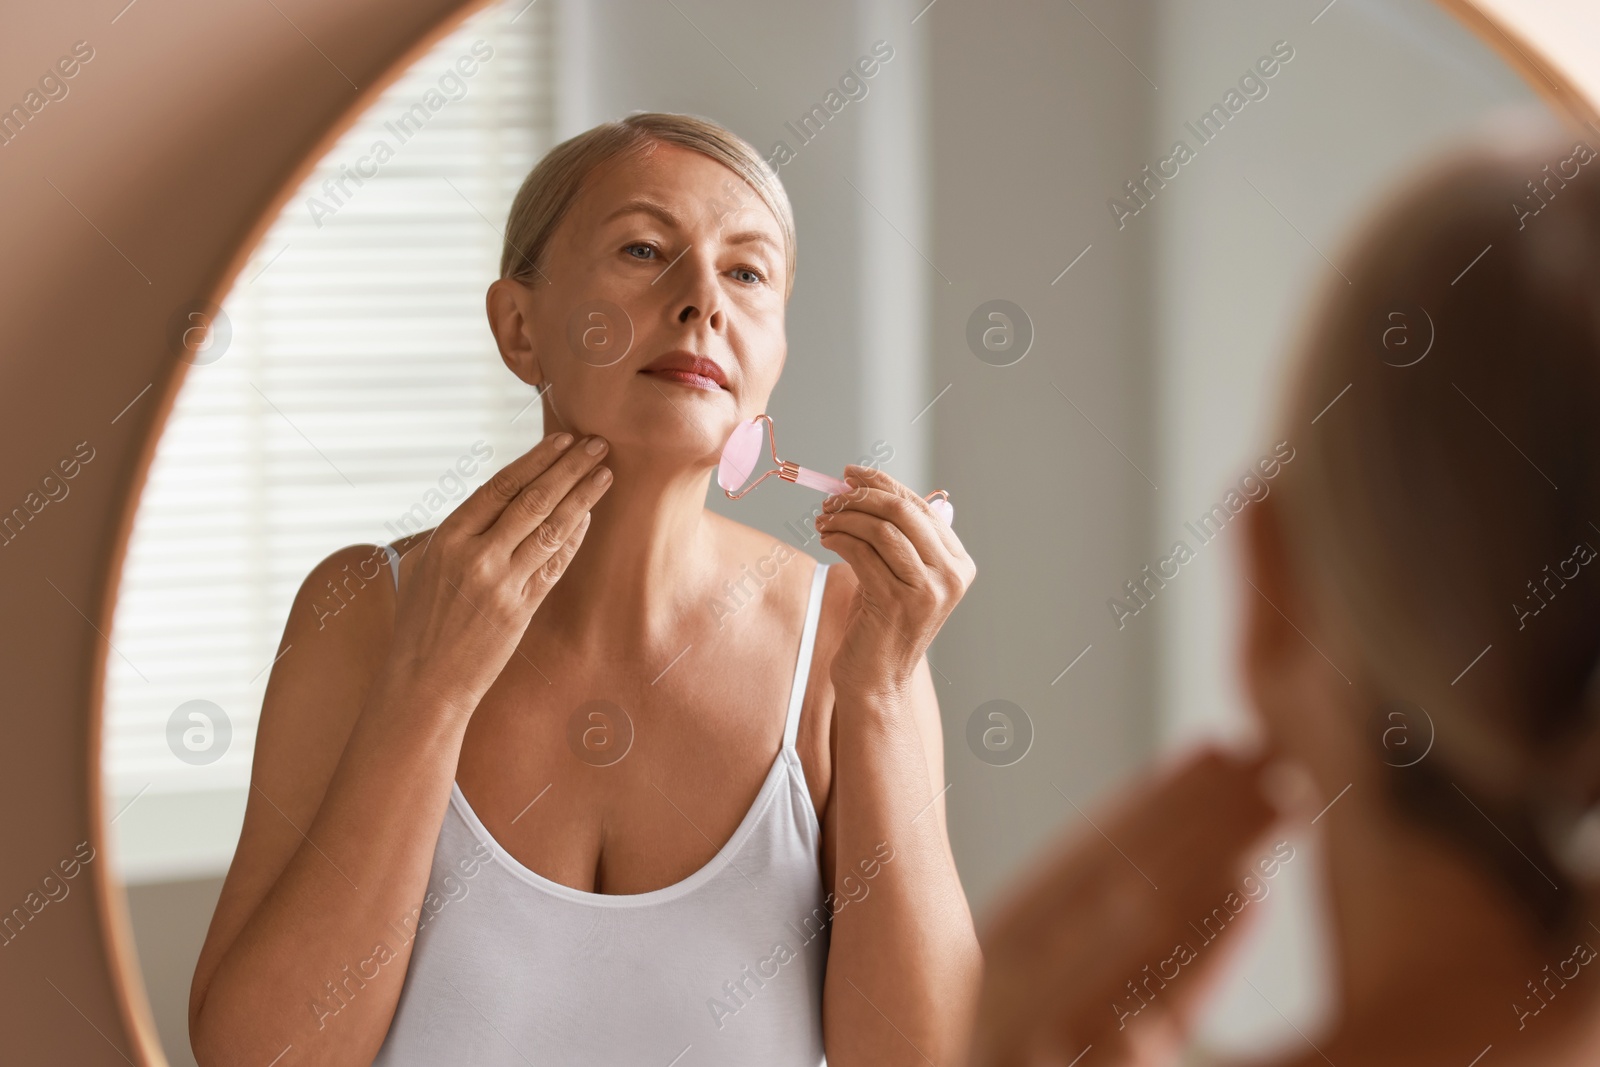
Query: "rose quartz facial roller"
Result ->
[[718, 414, 954, 526]]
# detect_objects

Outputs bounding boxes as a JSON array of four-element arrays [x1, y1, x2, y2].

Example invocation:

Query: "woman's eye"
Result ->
[[624, 243, 656, 260], [732, 267, 764, 285]]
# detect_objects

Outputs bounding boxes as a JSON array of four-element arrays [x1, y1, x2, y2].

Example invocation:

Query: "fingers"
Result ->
[[482, 434, 610, 559], [817, 507, 924, 585], [828, 467, 974, 597], [447, 431, 577, 537], [1116, 748, 1278, 908], [815, 526, 900, 599], [843, 465, 963, 556], [970, 747, 1280, 1061], [823, 483, 944, 569], [507, 461, 612, 578], [522, 511, 591, 599], [991, 748, 1274, 941]]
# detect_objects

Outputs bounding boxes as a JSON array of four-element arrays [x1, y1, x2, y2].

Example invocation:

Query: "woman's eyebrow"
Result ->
[[602, 198, 680, 228], [724, 230, 779, 253], [603, 198, 780, 252]]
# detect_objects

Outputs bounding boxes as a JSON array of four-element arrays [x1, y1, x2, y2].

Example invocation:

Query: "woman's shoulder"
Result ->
[[289, 527, 450, 656], [251, 537, 417, 796], [705, 508, 855, 591], [381, 528, 435, 562], [701, 510, 808, 573], [705, 507, 807, 554], [707, 513, 862, 656], [701, 508, 844, 619], [281, 537, 413, 669]]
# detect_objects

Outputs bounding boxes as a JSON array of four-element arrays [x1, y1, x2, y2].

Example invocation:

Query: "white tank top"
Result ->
[[372, 546, 831, 1066]]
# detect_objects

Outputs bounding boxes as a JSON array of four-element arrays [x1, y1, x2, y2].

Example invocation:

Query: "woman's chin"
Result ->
[[593, 412, 730, 466]]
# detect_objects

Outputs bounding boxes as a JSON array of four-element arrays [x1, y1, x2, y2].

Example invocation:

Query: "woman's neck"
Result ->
[[527, 443, 723, 654], [1306, 798, 1600, 1064]]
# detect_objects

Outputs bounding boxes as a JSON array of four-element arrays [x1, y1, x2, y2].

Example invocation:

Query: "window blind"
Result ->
[[103, 0, 554, 875]]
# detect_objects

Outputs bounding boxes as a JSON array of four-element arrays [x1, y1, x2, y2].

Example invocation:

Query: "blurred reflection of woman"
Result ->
[[966, 131, 1600, 1067], [189, 112, 981, 1067]]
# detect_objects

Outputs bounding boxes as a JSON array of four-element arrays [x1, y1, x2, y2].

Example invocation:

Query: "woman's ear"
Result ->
[[486, 278, 542, 388]]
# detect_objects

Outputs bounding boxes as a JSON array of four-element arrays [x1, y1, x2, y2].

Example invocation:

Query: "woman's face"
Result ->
[[1240, 497, 1377, 806], [490, 142, 789, 469]]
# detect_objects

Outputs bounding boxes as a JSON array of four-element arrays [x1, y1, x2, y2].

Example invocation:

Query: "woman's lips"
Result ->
[[638, 352, 729, 391], [642, 368, 724, 391]]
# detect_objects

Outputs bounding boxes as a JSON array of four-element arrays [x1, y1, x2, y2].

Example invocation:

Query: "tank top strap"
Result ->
[[382, 541, 401, 591], [782, 561, 829, 751]]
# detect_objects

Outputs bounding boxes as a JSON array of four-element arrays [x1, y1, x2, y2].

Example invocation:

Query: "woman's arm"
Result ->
[[813, 466, 984, 1065], [188, 431, 611, 1066], [823, 647, 980, 1065], [961, 747, 1280, 1067], [187, 548, 483, 1067]]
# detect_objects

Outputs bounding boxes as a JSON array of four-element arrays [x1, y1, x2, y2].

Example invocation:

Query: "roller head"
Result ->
[[717, 417, 766, 493]]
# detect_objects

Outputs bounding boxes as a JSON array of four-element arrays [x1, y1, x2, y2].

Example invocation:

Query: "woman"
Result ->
[[964, 130, 1600, 1067], [189, 112, 981, 1066]]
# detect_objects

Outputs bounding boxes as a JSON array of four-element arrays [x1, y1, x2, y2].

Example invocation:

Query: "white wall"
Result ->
[[924, 0, 1162, 915]]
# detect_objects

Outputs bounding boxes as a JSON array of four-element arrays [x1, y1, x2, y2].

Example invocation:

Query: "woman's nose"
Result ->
[[672, 254, 726, 328]]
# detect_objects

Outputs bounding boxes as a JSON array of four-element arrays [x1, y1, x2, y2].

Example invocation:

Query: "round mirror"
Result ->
[[0, 0, 1587, 1063]]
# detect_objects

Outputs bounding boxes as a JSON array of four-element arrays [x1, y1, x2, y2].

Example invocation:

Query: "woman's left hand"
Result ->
[[815, 464, 975, 695]]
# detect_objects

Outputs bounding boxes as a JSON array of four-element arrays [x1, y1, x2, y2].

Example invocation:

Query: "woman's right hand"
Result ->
[[382, 431, 612, 712], [963, 747, 1285, 1067]]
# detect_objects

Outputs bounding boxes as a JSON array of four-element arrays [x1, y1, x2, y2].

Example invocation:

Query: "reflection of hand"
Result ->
[[385, 431, 612, 714], [815, 464, 975, 695], [963, 747, 1279, 1067]]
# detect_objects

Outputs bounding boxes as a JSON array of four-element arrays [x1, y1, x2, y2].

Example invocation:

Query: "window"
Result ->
[[103, 0, 553, 882]]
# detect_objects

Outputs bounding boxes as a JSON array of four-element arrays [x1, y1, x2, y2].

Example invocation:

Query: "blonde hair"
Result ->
[[498, 112, 797, 299]]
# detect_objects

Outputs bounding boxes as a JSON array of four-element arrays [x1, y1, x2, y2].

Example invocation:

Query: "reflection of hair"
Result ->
[[498, 112, 797, 299], [1273, 125, 1600, 934]]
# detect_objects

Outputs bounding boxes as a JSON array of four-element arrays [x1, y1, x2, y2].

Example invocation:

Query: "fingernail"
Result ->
[[593, 466, 612, 486], [586, 436, 608, 456], [553, 433, 573, 451]]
